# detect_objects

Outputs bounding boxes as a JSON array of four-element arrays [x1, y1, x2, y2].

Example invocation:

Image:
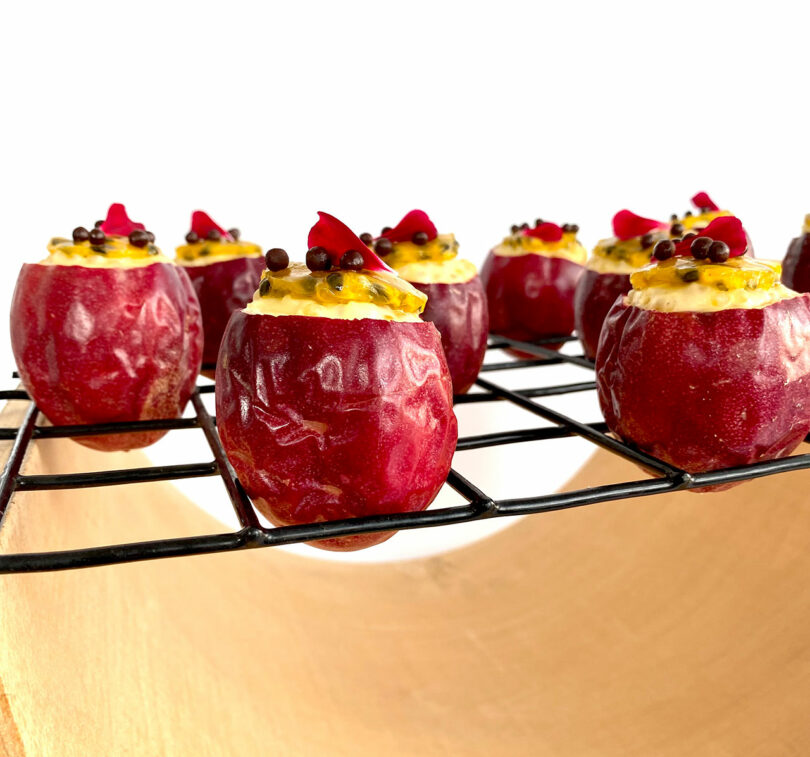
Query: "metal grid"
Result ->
[[2, 335, 810, 574]]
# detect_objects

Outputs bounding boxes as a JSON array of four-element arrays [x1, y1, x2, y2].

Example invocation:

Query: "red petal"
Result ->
[[673, 216, 748, 258], [380, 210, 438, 243], [691, 191, 720, 212], [99, 203, 146, 237], [190, 211, 232, 241], [612, 209, 667, 241], [524, 222, 563, 242], [308, 212, 391, 272]]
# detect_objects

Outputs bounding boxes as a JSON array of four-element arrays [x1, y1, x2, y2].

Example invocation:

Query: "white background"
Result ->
[[1, 1, 808, 560]]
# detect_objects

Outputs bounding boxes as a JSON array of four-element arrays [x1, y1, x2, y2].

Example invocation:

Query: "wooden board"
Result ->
[[2, 396, 810, 756]]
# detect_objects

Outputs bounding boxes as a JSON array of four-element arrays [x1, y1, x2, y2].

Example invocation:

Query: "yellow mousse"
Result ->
[[244, 263, 426, 322], [493, 231, 587, 264], [678, 209, 732, 231], [588, 232, 669, 274], [43, 237, 170, 267], [175, 239, 262, 266], [384, 233, 477, 284], [627, 256, 797, 312]]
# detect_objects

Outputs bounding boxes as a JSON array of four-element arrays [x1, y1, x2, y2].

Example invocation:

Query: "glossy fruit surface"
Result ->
[[411, 275, 488, 394], [10, 262, 203, 451], [216, 313, 457, 550], [596, 295, 810, 489]]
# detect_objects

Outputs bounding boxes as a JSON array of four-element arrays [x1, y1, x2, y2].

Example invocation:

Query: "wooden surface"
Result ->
[[2, 396, 810, 756]]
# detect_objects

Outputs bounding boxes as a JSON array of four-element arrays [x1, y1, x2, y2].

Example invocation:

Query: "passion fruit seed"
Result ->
[[375, 238, 393, 256], [520, 222, 529, 230], [72, 226, 90, 243], [259, 279, 271, 296], [146, 231, 155, 243], [327, 272, 344, 291], [680, 268, 700, 282], [228, 228, 240, 241], [129, 229, 149, 248], [535, 218, 544, 227], [670, 213, 678, 221], [564, 223, 580, 233], [691, 236, 713, 259], [670, 223, 685, 237], [185, 231, 199, 244], [639, 233, 654, 249], [653, 239, 675, 261], [265, 248, 289, 271], [510, 224, 520, 234], [412, 231, 429, 246], [684, 210, 693, 217], [359, 232, 373, 245], [709, 240, 730, 263], [88, 228, 106, 245], [207, 229, 221, 241], [306, 246, 331, 271], [94, 220, 104, 229], [340, 250, 364, 270]]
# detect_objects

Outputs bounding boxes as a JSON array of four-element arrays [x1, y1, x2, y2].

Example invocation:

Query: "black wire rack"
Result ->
[[3, 334, 810, 575]]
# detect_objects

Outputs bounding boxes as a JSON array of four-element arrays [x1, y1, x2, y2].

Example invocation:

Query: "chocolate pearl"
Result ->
[[535, 218, 544, 227], [670, 213, 678, 222], [306, 246, 331, 271], [207, 229, 221, 241], [520, 222, 529, 230], [670, 223, 685, 237], [72, 226, 90, 243], [94, 220, 104, 228], [185, 231, 199, 244], [681, 268, 700, 282], [340, 250, 365, 270], [375, 237, 393, 256], [89, 228, 106, 245], [639, 233, 655, 249], [690, 236, 713, 259], [259, 278, 271, 297], [708, 240, 730, 263], [146, 230, 155, 243], [412, 231, 429, 245], [228, 228, 240, 241], [653, 239, 675, 261], [265, 247, 289, 271], [563, 223, 580, 234], [381, 226, 392, 235], [510, 224, 520, 234], [684, 210, 693, 217], [359, 232, 374, 245], [129, 229, 149, 248], [683, 232, 697, 240]]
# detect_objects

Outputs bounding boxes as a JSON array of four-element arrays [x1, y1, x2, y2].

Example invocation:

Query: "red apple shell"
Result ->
[[573, 268, 631, 361], [10, 262, 203, 451], [782, 234, 810, 293], [480, 251, 584, 349], [216, 313, 458, 551], [410, 275, 489, 395], [595, 295, 810, 489], [180, 256, 265, 371]]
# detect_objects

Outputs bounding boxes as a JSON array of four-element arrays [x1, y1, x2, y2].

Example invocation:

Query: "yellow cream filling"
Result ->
[[382, 233, 459, 269], [802, 214, 810, 234], [627, 257, 795, 312], [678, 209, 731, 231], [588, 232, 668, 273], [42, 237, 170, 267], [394, 257, 478, 285], [493, 232, 587, 264], [244, 262, 426, 322], [175, 240, 262, 264], [46, 236, 164, 262]]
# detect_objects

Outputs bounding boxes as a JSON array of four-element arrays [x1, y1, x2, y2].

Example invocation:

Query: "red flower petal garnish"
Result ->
[[523, 221, 563, 242], [380, 210, 438, 243], [691, 191, 720, 212], [99, 203, 146, 237], [308, 212, 391, 272], [190, 211, 232, 241], [612, 209, 667, 241], [673, 216, 748, 258]]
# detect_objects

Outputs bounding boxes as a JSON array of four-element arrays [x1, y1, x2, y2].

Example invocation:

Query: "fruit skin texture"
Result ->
[[181, 256, 265, 374], [216, 313, 458, 551], [480, 251, 584, 351], [410, 275, 489, 394], [782, 234, 810, 293], [573, 268, 632, 361], [595, 295, 810, 490], [10, 262, 203, 451]]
